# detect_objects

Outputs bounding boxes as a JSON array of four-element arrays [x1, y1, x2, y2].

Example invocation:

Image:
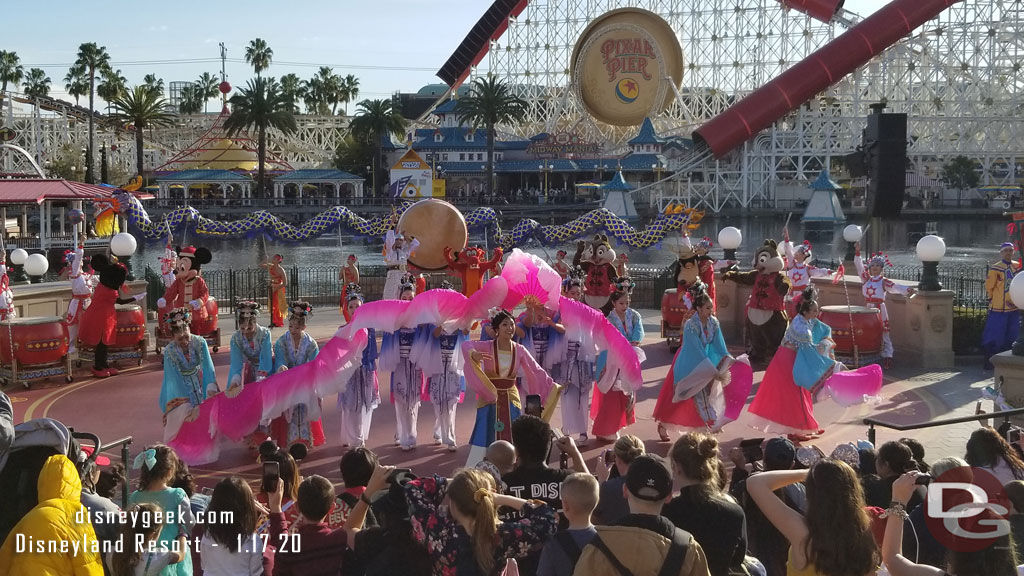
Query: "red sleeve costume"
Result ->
[[158, 246, 216, 335]]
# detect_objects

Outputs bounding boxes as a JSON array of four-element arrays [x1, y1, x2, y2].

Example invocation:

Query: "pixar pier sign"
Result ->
[[601, 38, 657, 83]]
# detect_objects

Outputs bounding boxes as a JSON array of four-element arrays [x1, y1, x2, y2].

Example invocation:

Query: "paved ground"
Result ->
[[4, 309, 998, 489]]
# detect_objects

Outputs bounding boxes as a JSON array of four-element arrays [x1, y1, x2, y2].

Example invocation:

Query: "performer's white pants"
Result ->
[[561, 385, 590, 436], [68, 324, 80, 353], [339, 406, 374, 447], [383, 269, 404, 300], [881, 332, 894, 359], [394, 398, 420, 448], [432, 399, 458, 447]]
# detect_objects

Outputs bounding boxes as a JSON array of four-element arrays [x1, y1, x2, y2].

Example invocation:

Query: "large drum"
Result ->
[[113, 304, 146, 348], [819, 305, 883, 357], [157, 298, 219, 336], [0, 316, 69, 366], [660, 289, 694, 350], [397, 199, 469, 271]]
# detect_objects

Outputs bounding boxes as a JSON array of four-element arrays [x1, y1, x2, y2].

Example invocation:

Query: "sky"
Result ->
[[4, 0, 890, 107]]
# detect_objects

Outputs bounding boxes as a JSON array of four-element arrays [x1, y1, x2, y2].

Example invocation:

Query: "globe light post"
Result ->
[[9, 248, 28, 284], [718, 227, 742, 262], [24, 253, 49, 284], [110, 233, 138, 281], [915, 235, 946, 291]]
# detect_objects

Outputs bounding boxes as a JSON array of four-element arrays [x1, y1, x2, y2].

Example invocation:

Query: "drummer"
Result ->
[[853, 243, 916, 368], [382, 213, 419, 300], [782, 232, 831, 319]]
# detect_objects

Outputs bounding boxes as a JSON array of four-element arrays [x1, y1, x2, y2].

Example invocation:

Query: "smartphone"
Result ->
[[739, 438, 765, 465], [261, 461, 281, 494], [604, 449, 615, 466], [915, 474, 933, 486], [551, 428, 564, 440], [525, 394, 542, 418], [201, 487, 214, 496]]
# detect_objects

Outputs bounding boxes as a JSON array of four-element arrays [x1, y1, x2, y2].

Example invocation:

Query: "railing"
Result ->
[[101, 436, 134, 508], [148, 193, 606, 212], [863, 408, 1024, 446]]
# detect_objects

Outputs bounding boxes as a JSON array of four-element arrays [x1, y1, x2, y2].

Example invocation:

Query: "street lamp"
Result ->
[[915, 234, 946, 291], [9, 248, 28, 284], [843, 224, 864, 262], [718, 227, 742, 261], [24, 253, 49, 284], [110, 232, 138, 281], [539, 163, 553, 201]]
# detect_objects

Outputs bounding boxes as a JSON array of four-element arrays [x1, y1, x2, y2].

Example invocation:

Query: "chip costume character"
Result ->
[[723, 239, 790, 364]]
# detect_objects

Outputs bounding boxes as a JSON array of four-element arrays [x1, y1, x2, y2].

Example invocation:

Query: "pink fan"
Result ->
[[559, 296, 641, 393], [722, 357, 753, 422], [500, 249, 563, 311], [825, 364, 884, 407], [168, 399, 221, 465]]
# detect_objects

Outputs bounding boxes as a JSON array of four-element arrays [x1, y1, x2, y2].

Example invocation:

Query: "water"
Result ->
[[131, 215, 1006, 273]]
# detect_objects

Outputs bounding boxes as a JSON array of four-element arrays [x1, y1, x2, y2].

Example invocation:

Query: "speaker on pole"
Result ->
[[864, 105, 908, 218]]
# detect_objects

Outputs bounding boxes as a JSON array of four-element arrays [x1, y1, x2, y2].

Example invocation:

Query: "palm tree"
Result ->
[[339, 74, 360, 116], [278, 73, 303, 113], [63, 69, 88, 106], [178, 84, 204, 114], [301, 75, 328, 115], [349, 98, 407, 197], [245, 38, 273, 77], [109, 85, 175, 178], [311, 67, 342, 115], [142, 73, 164, 97], [97, 68, 127, 113], [224, 77, 297, 196], [455, 77, 527, 197], [73, 42, 112, 184], [196, 72, 219, 113], [22, 68, 51, 100], [0, 51, 24, 111]]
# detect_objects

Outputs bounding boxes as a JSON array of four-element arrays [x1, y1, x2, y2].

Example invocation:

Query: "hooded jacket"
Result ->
[[0, 454, 105, 576]]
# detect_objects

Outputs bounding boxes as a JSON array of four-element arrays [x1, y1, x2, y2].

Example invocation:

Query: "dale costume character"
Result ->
[[853, 243, 916, 368], [379, 279, 426, 451], [337, 287, 380, 448], [0, 249, 12, 321], [227, 301, 274, 449], [747, 287, 883, 441], [592, 279, 644, 440], [78, 254, 145, 378], [462, 308, 557, 467], [271, 301, 325, 449], [338, 254, 360, 320], [653, 288, 753, 436], [382, 226, 420, 300], [723, 239, 790, 364], [64, 235, 94, 354], [160, 308, 220, 458], [983, 242, 1022, 367], [261, 254, 287, 328], [444, 245, 504, 297], [158, 246, 214, 333], [782, 235, 831, 319], [574, 234, 618, 314]]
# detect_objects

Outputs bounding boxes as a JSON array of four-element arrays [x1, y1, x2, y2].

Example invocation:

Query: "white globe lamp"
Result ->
[[8, 248, 28, 284], [843, 224, 864, 262], [110, 233, 138, 281], [24, 253, 49, 283], [1010, 274, 1024, 355], [718, 227, 742, 261], [915, 235, 945, 291]]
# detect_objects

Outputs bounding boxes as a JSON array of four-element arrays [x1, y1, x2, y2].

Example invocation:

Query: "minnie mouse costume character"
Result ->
[[78, 254, 145, 378]]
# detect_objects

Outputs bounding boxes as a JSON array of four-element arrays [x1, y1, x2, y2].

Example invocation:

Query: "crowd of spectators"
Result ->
[[6, 387, 1024, 575]]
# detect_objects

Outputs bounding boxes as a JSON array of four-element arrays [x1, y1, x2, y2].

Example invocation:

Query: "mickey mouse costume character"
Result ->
[[78, 254, 145, 378], [158, 246, 214, 337], [444, 245, 503, 297], [723, 239, 790, 364], [573, 234, 618, 314]]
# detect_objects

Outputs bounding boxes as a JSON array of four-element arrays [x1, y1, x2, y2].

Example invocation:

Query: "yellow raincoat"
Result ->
[[0, 454, 105, 576]]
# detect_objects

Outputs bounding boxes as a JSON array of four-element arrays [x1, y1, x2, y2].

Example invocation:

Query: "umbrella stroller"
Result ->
[[0, 417, 100, 546]]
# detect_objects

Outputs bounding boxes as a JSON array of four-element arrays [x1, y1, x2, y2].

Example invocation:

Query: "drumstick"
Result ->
[[782, 212, 793, 237]]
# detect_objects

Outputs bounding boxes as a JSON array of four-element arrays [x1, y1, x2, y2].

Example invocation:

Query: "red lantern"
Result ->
[[218, 81, 231, 95]]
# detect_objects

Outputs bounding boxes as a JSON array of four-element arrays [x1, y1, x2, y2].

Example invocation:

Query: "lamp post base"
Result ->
[[918, 261, 942, 292], [723, 248, 737, 262]]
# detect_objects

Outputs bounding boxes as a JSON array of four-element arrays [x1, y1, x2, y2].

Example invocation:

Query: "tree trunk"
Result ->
[[487, 121, 495, 198], [136, 125, 145, 178], [258, 125, 267, 197], [0, 80, 7, 114], [87, 66, 96, 184]]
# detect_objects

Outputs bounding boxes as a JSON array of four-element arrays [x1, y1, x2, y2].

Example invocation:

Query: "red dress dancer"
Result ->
[[78, 254, 144, 378]]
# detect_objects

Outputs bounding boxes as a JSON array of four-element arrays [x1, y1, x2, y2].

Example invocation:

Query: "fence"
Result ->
[[145, 262, 987, 354]]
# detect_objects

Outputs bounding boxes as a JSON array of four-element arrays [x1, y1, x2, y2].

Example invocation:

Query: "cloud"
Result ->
[[146, 25, 169, 32]]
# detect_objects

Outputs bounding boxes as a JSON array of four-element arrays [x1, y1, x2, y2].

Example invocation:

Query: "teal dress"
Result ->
[[127, 487, 194, 576], [787, 315, 839, 394]]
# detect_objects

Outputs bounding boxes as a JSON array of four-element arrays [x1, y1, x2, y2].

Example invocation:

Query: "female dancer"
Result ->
[[783, 233, 831, 318], [271, 301, 325, 449], [517, 302, 565, 378], [338, 254, 359, 319], [462, 309, 556, 466], [592, 279, 644, 442], [226, 301, 273, 450], [562, 273, 583, 301], [261, 255, 287, 328], [653, 288, 752, 437], [552, 312, 596, 446], [160, 309, 219, 452], [747, 288, 842, 441], [854, 242, 916, 368], [338, 287, 380, 448], [382, 215, 419, 300], [413, 321, 467, 452], [379, 279, 425, 451]]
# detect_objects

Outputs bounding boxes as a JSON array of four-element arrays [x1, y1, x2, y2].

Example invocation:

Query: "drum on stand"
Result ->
[[397, 199, 469, 271], [0, 316, 73, 388], [819, 305, 883, 360], [660, 289, 693, 351], [155, 298, 220, 354], [79, 304, 150, 369]]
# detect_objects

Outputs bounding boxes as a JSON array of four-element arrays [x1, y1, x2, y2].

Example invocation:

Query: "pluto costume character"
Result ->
[[444, 245, 503, 297], [574, 234, 618, 314], [723, 239, 790, 363]]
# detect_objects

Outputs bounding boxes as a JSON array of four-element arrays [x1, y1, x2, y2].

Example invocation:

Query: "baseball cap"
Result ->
[[764, 437, 796, 469], [81, 446, 110, 466], [625, 454, 673, 501]]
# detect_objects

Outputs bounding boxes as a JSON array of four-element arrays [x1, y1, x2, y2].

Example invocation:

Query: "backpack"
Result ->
[[555, 529, 583, 566], [588, 528, 691, 576]]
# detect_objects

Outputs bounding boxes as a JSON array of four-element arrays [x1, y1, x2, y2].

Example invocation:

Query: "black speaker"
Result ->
[[865, 112, 907, 218], [843, 150, 867, 178]]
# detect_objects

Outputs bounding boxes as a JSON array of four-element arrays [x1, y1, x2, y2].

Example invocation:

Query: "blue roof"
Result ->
[[433, 100, 459, 114], [274, 169, 363, 181], [810, 170, 842, 190], [432, 154, 669, 174], [618, 153, 667, 171], [158, 169, 250, 182], [603, 171, 634, 191], [628, 118, 664, 145], [412, 127, 531, 150]]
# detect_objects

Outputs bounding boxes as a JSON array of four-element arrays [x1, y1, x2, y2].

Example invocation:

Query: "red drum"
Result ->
[[660, 289, 695, 349], [819, 305, 883, 357], [113, 304, 146, 348], [0, 316, 69, 366], [158, 298, 219, 337]]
